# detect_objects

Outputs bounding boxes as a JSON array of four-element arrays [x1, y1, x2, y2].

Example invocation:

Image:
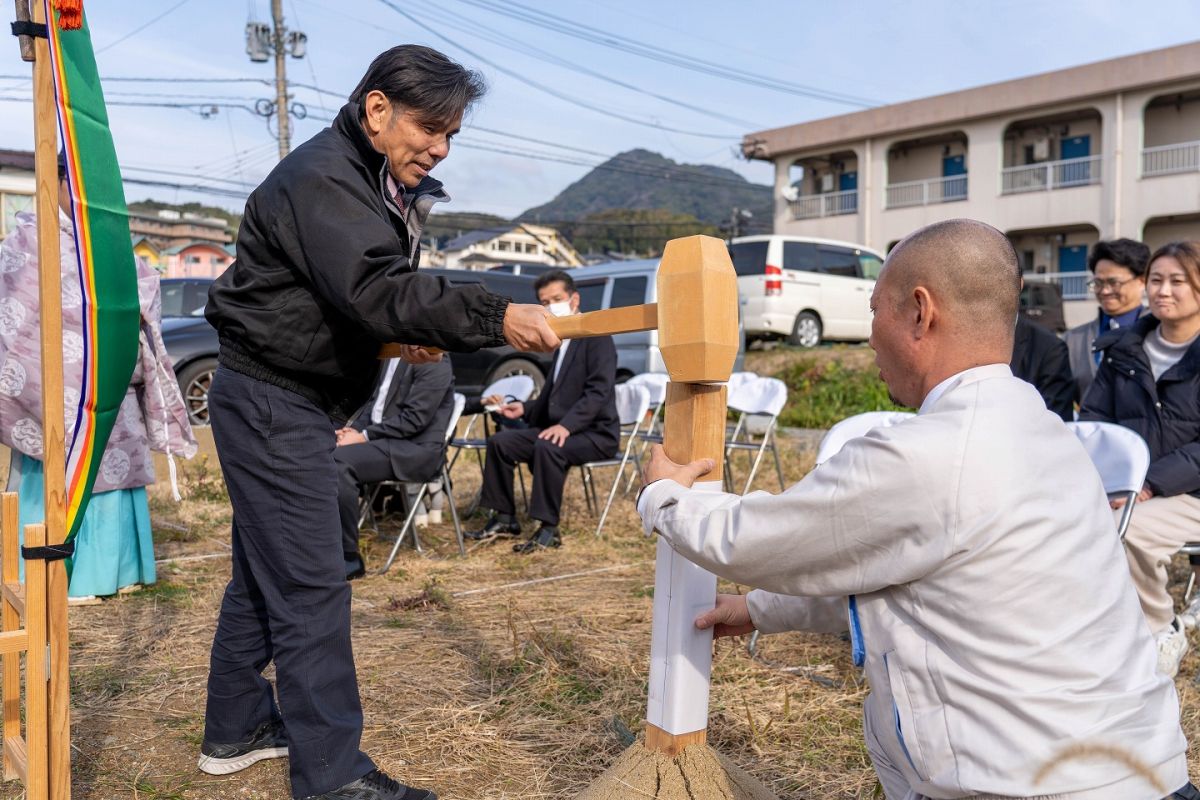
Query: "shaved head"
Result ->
[[884, 219, 1021, 345]]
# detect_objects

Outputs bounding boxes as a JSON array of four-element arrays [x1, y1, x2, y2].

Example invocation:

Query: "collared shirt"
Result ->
[[1095, 306, 1144, 365], [552, 339, 571, 383], [918, 363, 1012, 415], [385, 172, 407, 217], [369, 358, 402, 428]]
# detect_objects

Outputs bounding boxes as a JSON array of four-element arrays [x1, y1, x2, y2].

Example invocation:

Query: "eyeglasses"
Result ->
[[1086, 276, 1140, 294]]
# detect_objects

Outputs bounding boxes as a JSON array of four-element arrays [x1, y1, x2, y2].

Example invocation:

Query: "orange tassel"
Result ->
[[53, 0, 82, 30]]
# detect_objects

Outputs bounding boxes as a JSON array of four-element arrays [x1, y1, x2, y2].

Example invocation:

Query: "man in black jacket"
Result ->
[[1010, 313, 1074, 421], [198, 46, 557, 800], [334, 358, 454, 579], [468, 270, 620, 553]]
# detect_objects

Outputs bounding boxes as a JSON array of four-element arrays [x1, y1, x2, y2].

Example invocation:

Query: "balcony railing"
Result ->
[[885, 175, 968, 208], [1023, 271, 1090, 301], [1001, 155, 1102, 194], [789, 189, 858, 220], [1142, 140, 1200, 177]]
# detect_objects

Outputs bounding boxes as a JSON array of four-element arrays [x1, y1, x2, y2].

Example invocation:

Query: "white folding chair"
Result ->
[[728, 371, 759, 392], [724, 376, 788, 494], [747, 409, 914, 657], [817, 411, 916, 466], [1064, 421, 1150, 541], [449, 374, 536, 513], [580, 383, 652, 537], [376, 392, 467, 573], [628, 372, 669, 439]]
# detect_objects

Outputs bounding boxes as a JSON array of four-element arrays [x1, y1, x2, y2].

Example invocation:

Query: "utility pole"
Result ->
[[271, 0, 290, 159], [246, 3, 306, 159]]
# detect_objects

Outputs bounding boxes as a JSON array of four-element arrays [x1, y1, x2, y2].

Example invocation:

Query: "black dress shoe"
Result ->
[[464, 515, 522, 541], [513, 526, 561, 554], [303, 768, 435, 799]]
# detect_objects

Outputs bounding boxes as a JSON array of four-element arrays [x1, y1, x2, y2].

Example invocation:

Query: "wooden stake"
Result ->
[[22, 523, 48, 799], [1, 494, 20, 781], [30, 0, 71, 794]]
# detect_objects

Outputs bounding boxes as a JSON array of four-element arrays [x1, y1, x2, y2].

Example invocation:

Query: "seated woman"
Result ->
[[1080, 240, 1200, 678]]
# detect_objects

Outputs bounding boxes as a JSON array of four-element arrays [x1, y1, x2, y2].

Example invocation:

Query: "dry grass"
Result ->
[[0, 419, 1196, 799]]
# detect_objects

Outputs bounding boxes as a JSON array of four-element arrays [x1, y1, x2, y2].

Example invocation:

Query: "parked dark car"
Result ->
[[1019, 281, 1067, 333], [160, 272, 553, 426]]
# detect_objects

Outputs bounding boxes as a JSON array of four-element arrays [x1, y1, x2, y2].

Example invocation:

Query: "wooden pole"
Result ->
[[29, 0, 71, 795], [2, 494, 22, 781]]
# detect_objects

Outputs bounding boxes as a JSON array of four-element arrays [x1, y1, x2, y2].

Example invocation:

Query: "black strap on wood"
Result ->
[[21, 542, 75, 562], [10, 21, 48, 39]]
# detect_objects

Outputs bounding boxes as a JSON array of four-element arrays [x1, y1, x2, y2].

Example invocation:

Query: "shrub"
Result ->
[[774, 356, 905, 429]]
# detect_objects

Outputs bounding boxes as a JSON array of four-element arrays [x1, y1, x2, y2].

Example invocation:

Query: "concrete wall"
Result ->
[[1143, 215, 1200, 249], [887, 136, 968, 184], [1003, 114, 1102, 165], [1143, 98, 1200, 147]]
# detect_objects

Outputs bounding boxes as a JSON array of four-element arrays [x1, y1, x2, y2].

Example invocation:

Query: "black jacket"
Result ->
[[1010, 315, 1074, 421], [206, 102, 509, 421], [525, 336, 619, 447], [352, 358, 454, 479], [1080, 315, 1200, 499]]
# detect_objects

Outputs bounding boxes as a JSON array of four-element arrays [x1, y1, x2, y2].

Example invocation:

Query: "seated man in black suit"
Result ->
[[468, 270, 619, 553], [334, 357, 455, 578], [1011, 312, 1074, 421]]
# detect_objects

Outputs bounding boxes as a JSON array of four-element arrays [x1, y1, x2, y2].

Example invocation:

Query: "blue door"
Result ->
[[1058, 244, 1088, 273], [941, 155, 967, 200], [838, 171, 858, 212], [1059, 135, 1091, 185]]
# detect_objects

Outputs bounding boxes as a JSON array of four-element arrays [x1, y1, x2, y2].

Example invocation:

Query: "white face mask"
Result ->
[[547, 301, 573, 318]]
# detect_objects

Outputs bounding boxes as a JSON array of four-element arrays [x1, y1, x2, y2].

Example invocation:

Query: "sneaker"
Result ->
[[1156, 617, 1190, 679], [428, 509, 442, 525], [197, 719, 288, 775], [304, 768, 436, 799], [414, 512, 429, 528]]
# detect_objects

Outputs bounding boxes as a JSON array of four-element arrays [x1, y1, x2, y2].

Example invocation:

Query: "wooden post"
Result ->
[[642, 236, 738, 755], [2, 494, 21, 781], [22, 523, 49, 798], [30, 0, 72, 795]]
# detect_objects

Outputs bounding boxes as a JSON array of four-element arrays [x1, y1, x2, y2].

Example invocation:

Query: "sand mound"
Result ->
[[576, 742, 782, 800]]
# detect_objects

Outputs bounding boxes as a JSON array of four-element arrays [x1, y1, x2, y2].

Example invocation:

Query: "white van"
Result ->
[[730, 235, 884, 347]]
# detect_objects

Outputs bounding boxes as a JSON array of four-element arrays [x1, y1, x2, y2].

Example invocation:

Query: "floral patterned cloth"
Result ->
[[0, 209, 196, 492]]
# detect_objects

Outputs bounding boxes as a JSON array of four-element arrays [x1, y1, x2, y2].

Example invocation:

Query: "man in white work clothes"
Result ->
[[637, 219, 1193, 800]]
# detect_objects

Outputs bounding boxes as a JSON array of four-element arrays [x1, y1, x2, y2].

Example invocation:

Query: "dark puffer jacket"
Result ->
[[1080, 315, 1200, 498]]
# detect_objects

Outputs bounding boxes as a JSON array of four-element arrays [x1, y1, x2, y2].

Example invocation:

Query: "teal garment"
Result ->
[[13, 454, 155, 597]]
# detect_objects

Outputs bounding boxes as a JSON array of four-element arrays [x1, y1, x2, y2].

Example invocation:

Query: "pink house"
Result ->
[[163, 241, 235, 278]]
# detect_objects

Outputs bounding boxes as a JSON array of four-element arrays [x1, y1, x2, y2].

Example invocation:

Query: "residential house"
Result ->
[[744, 41, 1200, 324], [129, 209, 233, 250], [430, 223, 582, 271], [132, 236, 163, 271], [163, 241, 234, 279]]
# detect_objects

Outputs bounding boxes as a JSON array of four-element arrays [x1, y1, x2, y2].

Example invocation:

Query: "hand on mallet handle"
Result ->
[[394, 343, 443, 364], [503, 303, 560, 352], [643, 444, 715, 491], [695, 594, 757, 639]]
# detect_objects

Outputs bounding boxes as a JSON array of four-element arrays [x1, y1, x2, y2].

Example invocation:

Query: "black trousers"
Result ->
[[333, 439, 439, 560], [204, 368, 373, 798], [479, 427, 613, 527]]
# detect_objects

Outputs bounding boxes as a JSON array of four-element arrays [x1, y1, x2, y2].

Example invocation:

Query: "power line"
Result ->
[[445, 0, 880, 107], [375, 0, 739, 141], [399, 2, 760, 130], [94, 0, 193, 54]]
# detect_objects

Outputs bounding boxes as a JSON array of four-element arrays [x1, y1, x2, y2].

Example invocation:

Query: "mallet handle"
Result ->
[[377, 302, 658, 359]]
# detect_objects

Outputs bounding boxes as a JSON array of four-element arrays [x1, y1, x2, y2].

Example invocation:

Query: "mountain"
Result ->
[[518, 149, 772, 229]]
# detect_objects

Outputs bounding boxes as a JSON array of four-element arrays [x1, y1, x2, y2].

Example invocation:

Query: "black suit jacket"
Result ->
[[524, 336, 619, 446], [1011, 315, 1074, 422], [352, 358, 454, 476]]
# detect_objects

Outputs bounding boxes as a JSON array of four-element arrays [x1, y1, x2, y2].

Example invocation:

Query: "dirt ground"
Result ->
[[2, 382, 1199, 798]]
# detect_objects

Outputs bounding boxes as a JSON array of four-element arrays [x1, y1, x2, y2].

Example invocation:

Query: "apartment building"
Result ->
[[743, 41, 1200, 314]]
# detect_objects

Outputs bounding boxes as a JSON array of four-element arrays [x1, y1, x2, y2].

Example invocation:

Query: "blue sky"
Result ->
[[2, 1, 1198, 219]]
